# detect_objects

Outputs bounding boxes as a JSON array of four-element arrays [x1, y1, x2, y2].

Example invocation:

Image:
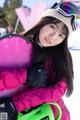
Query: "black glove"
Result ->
[[26, 62, 48, 87], [0, 97, 18, 120]]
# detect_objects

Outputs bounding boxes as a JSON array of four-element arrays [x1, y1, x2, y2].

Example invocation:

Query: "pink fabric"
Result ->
[[0, 68, 70, 119], [0, 35, 33, 68], [15, 2, 47, 31], [12, 80, 67, 111], [12, 80, 70, 119], [0, 69, 27, 91]]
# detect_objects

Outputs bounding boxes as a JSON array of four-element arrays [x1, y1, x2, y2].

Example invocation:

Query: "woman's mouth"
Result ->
[[45, 38, 51, 44]]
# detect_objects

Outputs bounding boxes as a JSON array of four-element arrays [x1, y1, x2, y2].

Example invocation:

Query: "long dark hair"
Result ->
[[24, 17, 74, 97]]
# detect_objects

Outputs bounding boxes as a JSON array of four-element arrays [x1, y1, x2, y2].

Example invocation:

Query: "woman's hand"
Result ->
[[26, 62, 48, 87]]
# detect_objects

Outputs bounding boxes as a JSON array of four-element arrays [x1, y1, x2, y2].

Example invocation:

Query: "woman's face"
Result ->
[[39, 22, 66, 47]]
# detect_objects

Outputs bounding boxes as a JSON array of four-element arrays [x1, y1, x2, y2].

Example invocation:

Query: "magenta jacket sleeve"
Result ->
[[0, 69, 27, 91], [12, 79, 67, 112]]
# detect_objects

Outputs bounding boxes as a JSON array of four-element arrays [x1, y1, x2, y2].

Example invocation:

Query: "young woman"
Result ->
[[0, 1, 78, 120]]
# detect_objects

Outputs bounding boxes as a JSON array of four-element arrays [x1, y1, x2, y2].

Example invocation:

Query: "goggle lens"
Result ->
[[57, 2, 80, 29]]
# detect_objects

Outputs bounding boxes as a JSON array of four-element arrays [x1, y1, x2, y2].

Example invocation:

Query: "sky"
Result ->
[[0, 0, 80, 8], [0, 0, 5, 6], [0, 0, 57, 8], [0, 0, 80, 7]]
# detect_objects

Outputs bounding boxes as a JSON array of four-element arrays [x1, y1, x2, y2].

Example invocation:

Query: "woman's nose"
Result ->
[[48, 32, 57, 40]]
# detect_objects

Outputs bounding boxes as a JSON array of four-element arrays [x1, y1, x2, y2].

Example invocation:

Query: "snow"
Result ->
[[63, 29, 80, 120]]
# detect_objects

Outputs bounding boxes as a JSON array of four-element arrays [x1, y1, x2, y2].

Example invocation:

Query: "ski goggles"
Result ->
[[54, 2, 80, 30]]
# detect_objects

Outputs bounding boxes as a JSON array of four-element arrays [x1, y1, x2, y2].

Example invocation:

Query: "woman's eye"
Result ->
[[50, 25, 55, 30], [59, 34, 64, 39]]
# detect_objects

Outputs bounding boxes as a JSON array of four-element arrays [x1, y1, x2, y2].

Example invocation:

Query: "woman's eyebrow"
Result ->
[[55, 24, 58, 28], [62, 31, 66, 35], [51, 24, 58, 28]]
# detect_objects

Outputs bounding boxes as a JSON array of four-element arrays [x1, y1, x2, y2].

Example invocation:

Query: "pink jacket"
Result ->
[[0, 69, 27, 91], [0, 44, 70, 120], [0, 70, 70, 119]]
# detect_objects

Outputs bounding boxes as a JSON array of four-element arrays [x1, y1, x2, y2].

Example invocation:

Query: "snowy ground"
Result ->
[[63, 29, 80, 120], [63, 50, 80, 120]]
